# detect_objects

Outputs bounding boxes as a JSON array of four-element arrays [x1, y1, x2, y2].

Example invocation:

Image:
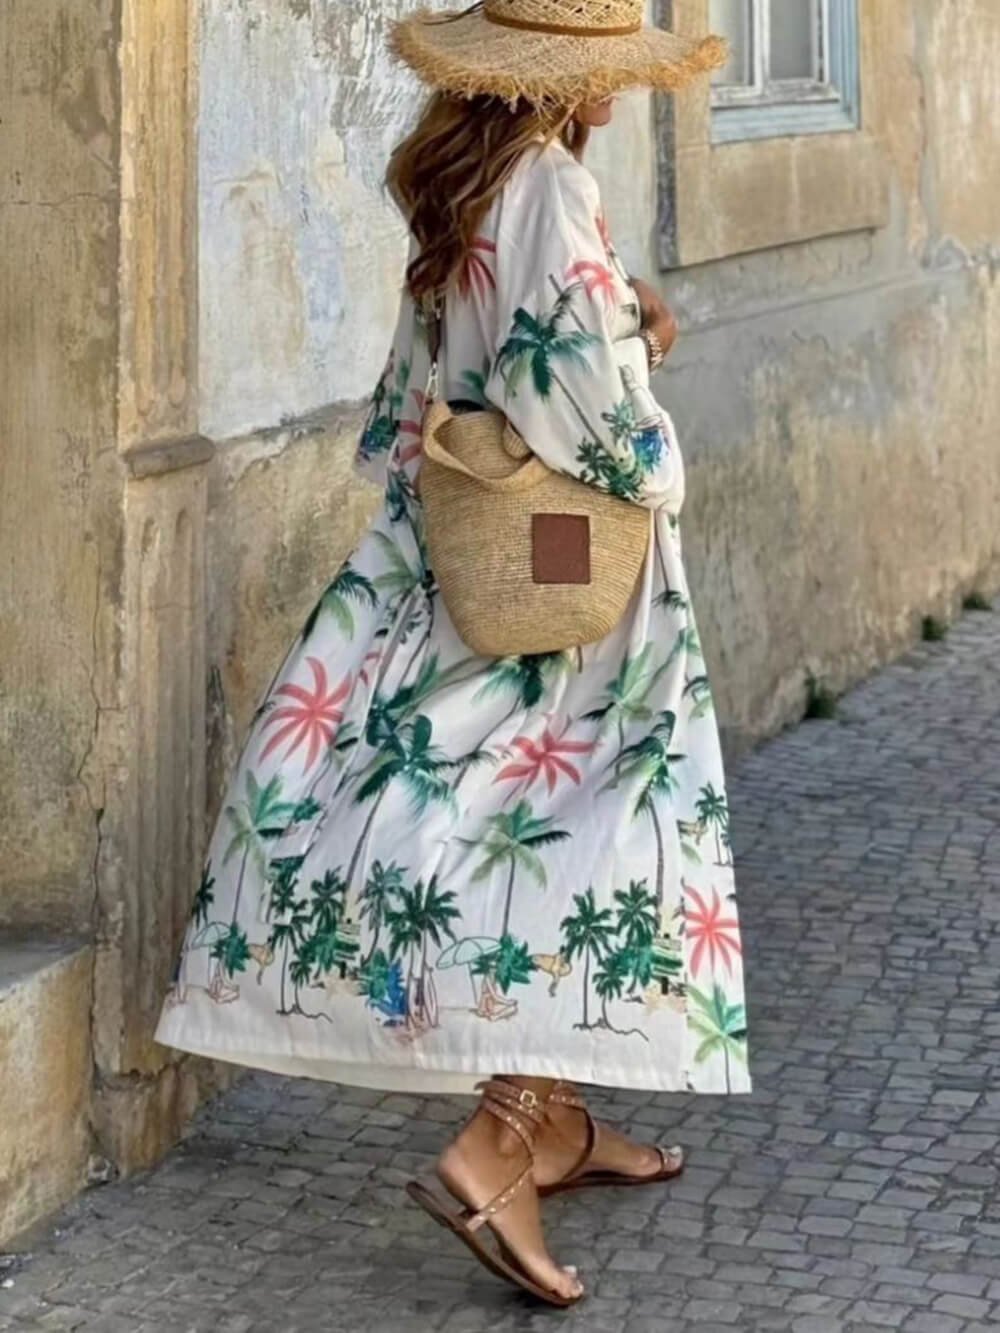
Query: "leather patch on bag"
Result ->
[[532, 514, 591, 585]]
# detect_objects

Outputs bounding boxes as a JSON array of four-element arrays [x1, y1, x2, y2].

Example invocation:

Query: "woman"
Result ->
[[156, 0, 750, 1309]]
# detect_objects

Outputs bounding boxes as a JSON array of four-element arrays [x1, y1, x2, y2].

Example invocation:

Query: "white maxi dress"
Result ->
[[155, 139, 752, 1098]]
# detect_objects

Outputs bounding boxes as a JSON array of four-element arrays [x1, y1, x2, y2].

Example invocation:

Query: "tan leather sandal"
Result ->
[[405, 1078, 584, 1309], [537, 1080, 686, 1197]]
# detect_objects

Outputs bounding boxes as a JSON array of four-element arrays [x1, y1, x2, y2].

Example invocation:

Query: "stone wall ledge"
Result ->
[[0, 936, 94, 1248]]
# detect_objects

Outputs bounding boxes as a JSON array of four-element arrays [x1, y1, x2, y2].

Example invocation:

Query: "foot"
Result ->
[[436, 1106, 583, 1302], [533, 1095, 680, 1190]]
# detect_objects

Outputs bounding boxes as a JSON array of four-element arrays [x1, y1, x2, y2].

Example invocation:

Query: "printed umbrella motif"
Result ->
[[436, 936, 500, 1005]]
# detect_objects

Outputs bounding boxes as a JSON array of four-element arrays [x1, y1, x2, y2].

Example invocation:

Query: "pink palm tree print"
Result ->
[[683, 883, 742, 978], [566, 259, 616, 314], [494, 719, 595, 800], [459, 236, 497, 302], [260, 658, 352, 771]]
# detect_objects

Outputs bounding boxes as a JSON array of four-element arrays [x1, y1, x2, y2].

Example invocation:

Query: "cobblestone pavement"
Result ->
[[4, 607, 1000, 1333]]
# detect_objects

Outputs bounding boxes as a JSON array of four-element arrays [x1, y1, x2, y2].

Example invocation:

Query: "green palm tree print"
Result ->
[[222, 772, 297, 927], [359, 860, 407, 966], [468, 801, 570, 940], [560, 887, 616, 1031], [265, 855, 311, 1015], [302, 564, 378, 643], [592, 948, 647, 1040], [347, 715, 459, 891], [191, 863, 216, 928], [688, 981, 747, 1092], [360, 354, 410, 461], [696, 783, 732, 866], [305, 868, 356, 981], [385, 876, 460, 1030], [472, 934, 537, 995], [602, 712, 685, 914], [586, 645, 670, 754], [495, 283, 604, 446]]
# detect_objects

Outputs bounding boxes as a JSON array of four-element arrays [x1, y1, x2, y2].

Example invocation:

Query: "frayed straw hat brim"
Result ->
[[389, 7, 728, 109]]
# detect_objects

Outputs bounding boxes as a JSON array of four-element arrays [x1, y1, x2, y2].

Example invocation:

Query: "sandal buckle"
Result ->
[[517, 1088, 539, 1110]]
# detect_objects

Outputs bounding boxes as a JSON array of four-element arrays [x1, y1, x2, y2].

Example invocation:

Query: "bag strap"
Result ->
[[422, 402, 549, 494], [422, 291, 444, 403]]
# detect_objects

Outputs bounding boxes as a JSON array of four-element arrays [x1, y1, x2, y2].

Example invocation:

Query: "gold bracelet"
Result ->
[[641, 327, 665, 371]]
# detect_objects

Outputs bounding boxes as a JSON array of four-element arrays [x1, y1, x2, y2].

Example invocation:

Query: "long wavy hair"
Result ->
[[387, 93, 590, 302]]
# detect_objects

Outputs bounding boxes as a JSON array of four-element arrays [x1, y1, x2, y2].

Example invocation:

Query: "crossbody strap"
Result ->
[[422, 291, 444, 403]]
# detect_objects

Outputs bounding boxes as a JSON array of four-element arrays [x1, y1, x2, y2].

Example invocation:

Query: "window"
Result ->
[[708, 0, 860, 142], [653, 0, 886, 268]]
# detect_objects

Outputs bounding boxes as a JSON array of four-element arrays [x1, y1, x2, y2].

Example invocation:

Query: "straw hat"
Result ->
[[389, 1, 728, 110]]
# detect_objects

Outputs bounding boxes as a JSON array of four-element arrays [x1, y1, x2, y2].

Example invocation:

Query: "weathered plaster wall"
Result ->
[[198, 0, 419, 441], [0, 0, 119, 932], [197, 0, 1000, 779]]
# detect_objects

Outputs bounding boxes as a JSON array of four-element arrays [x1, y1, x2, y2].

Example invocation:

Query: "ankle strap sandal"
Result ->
[[405, 1078, 583, 1309], [538, 1080, 686, 1198]]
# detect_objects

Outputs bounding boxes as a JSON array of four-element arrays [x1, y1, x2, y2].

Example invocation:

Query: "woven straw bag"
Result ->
[[420, 397, 650, 658]]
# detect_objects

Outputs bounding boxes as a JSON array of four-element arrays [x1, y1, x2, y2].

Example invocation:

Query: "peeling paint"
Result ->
[[198, 0, 419, 440]]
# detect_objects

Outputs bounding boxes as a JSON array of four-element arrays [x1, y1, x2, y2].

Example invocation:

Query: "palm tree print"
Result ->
[[210, 922, 251, 982], [458, 236, 497, 302], [359, 948, 407, 1023], [371, 530, 422, 602], [576, 437, 644, 501], [561, 887, 616, 1031], [385, 876, 460, 1031], [359, 860, 407, 966], [587, 645, 670, 754], [602, 711, 685, 915], [600, 394, 635, 448], [684, 883, 742, 979], [191, 863, 216, 928], [696, 783, 732, 865], [264, 855, 311, 1015], [614, 879, 658, 952], [493, 717, 595, 801], [459, 358, 491, 405], [495, 283, 604, 447], [457, 652, 572, 784], [302, 564, 378, 643], [593, 948, 647, 1041], [305, 867, 353, 980], [259, 658, 351, 771], [688, 981, 747, 1092], [222, 772, 297, 927], [359, 352, 409, 461], [472, 934, 536, 995], [684, 673, 715, 720], [565, 258, 615, 313], [468, 801, 570, 940], [347, 715, 459, 891]]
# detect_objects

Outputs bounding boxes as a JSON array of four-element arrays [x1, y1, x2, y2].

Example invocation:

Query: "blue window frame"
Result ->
[[709, 0, 860, 143]]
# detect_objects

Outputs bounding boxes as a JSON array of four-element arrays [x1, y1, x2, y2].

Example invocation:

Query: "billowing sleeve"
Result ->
[[482, 147, 685, 515]]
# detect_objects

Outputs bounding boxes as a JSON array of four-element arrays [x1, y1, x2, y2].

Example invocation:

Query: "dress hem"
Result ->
[[155, 1017, 753, 1097]]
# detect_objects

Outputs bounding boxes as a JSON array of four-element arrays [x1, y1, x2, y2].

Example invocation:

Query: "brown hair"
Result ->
[[386, 92, 589, 302]]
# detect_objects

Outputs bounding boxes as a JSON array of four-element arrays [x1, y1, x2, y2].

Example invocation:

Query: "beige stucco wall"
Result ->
[[0, 0, 119, 934]]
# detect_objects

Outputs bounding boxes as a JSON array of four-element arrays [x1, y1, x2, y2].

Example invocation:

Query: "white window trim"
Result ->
[[711, 0, 860, 143]]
